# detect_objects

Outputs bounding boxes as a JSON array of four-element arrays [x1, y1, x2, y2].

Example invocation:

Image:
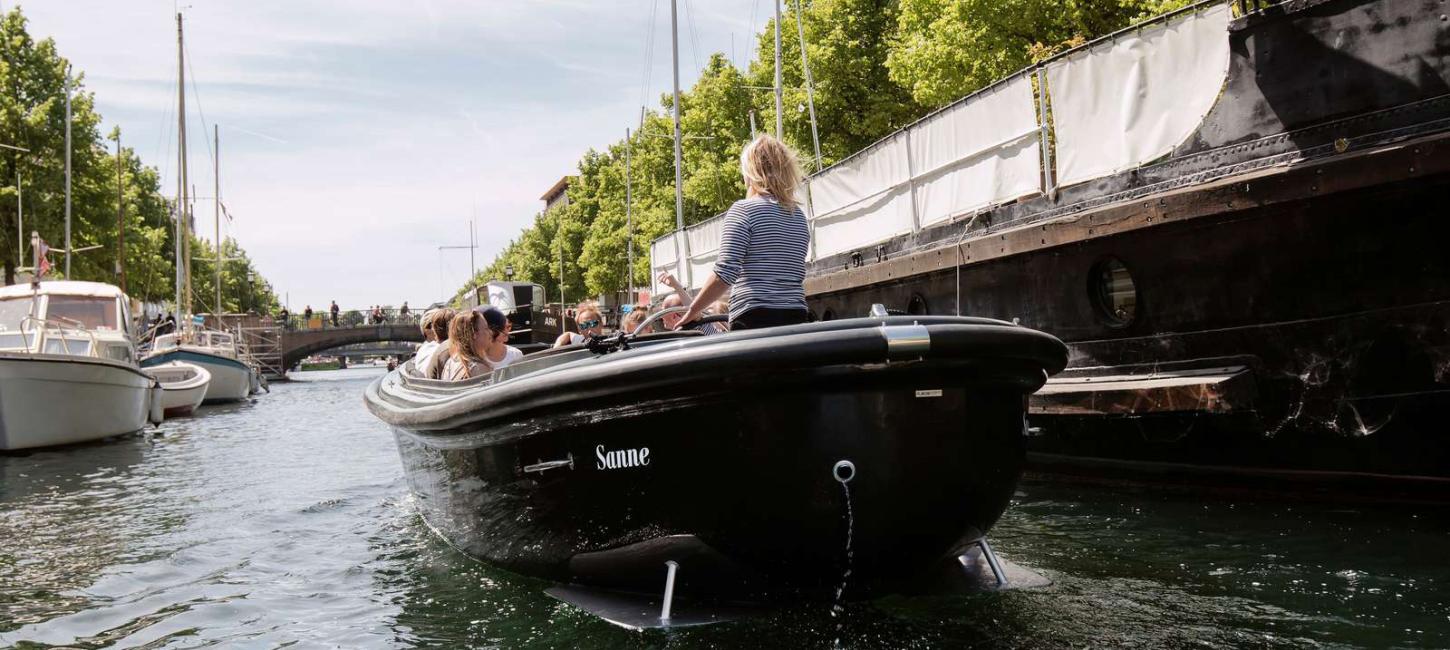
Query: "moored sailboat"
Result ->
[[136, 11, 261, 405]]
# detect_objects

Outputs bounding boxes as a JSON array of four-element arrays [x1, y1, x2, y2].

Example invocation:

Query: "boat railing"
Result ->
[[21, 316, 99, 357]]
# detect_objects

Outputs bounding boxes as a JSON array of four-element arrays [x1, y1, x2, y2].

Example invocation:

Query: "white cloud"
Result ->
[[21, 0, 771, 308]]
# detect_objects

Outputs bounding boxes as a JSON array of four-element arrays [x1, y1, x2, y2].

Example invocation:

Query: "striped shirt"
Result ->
[[714, 195, 810, 322]]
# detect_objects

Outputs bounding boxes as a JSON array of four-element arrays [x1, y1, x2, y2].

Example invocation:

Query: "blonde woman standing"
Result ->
[[675, 135, 810, 331], [443, 306, 523, 381]]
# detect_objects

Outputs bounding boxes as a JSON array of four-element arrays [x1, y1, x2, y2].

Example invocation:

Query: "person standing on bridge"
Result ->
[[400, 302, 410, 320], [330, 300, 340, 327], [303, 305, 313, 328]]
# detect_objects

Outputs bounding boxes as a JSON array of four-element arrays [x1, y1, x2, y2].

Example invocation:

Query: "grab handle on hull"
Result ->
[[523, 453, 575, 474]]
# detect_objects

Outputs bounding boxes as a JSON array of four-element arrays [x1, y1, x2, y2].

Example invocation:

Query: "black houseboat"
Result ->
[[652, 0, 1450, 494]]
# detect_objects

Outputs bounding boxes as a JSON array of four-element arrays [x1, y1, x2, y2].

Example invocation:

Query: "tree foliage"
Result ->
[[455, 0, 1194, 303], [0, 7, 278, 313]]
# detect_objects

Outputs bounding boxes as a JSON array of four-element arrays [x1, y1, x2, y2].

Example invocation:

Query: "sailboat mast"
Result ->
[[178, 14, 192, 318], [625, 127, 633, 303], [214, 124, 221, 314], [64, 71, 71, 278], [669, 0, 689, 288], [174, 12, 185, 314], [116, 132, 126, 292], [793, 0, 822, 170], [773, 0, 783, 139]]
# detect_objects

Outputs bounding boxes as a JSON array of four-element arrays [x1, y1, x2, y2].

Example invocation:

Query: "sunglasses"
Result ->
[[578, 319, 601, 329]]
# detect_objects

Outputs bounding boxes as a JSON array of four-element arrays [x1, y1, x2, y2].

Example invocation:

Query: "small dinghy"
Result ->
[[366, 312, 1066, 618], [144, 361, 212, 418]]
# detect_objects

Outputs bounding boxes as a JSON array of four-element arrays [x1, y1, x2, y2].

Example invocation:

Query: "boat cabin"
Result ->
[[150, 329, 239, 359], [0, 280, 137, 363]]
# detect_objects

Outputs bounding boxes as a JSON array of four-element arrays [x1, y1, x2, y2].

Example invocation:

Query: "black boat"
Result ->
[[366, 314, 1065, 609]]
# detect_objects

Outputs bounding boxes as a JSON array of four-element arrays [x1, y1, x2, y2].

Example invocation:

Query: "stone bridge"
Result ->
[[280, 323, 423, 370]]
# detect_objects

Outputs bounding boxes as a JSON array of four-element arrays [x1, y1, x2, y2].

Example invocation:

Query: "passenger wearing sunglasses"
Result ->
[[553, 301, 605, 348]]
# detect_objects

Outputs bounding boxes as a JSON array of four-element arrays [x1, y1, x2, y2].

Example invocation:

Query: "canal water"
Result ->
[[2, 368, 1446, 648]]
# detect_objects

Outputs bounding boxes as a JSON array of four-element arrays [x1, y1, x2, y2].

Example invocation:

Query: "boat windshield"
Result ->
[[202, 332, 233, 348], [46, 295, 119, 330], [0, 296, 36, 349]]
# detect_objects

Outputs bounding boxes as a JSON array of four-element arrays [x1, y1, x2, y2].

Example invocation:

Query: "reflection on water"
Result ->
[[1, 367, 1446, 648]]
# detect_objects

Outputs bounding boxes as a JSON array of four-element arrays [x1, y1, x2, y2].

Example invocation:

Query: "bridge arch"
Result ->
[[281, 323, 423, 370]]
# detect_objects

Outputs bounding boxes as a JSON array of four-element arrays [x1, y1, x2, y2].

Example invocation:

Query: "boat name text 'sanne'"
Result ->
[[596, 445, 650, 470]]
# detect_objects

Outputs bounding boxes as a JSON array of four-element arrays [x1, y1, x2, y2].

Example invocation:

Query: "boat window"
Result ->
[[1089, 257, 1137, 327], [42, 337, 93, 356], [907, 294, 929, 315], [0, 296, 35, 333], [821, 309, 835, 321], [46, 296, 119, 330], [102, 344, 133, 363]]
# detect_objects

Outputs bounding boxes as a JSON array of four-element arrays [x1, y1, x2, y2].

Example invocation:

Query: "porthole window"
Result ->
[[1089, 257, 1137, 327], [906, 294, 929, 315]]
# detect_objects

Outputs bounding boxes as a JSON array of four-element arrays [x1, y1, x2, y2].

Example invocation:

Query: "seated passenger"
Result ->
[[413, 308, 455, 379], [443, 306, 523, 381], [659, 293, 687, 330], [619, 307, 649, 334], [553, 301, 604, 348]]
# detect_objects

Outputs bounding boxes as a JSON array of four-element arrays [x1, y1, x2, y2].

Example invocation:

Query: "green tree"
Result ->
[[0, 6, 276, 314], [752, 0, 925, 165], [887, 0, 1193, 107]]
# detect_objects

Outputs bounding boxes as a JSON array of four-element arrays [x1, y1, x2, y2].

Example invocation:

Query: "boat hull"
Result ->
[[0, 353, 157, 450], [373, 317, 1065, 600], [392, 379, 1026, 599], [143, 350, 252, 403]]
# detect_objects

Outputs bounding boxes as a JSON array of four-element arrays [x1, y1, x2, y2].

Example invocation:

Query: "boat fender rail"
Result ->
[[882, 323, 930, 360]]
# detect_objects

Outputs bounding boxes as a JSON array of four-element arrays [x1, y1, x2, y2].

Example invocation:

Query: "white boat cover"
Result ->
[[1045, 2, 1231, 186], [650, 1, 1232, 287]]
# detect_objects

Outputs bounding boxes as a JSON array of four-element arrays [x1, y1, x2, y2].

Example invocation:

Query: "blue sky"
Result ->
[[21, 0, 772, 310]]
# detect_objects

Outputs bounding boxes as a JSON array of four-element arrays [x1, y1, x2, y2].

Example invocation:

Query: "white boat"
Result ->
[[142, 329, 255, 403], [0, 281, 163, 451], [144, 361, 211, 417]]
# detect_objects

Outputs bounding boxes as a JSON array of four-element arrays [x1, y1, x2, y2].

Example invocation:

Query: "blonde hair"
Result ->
[[740, 135, 803, 209], [574, 300, 602, 321], [620, 308, 649, 333]]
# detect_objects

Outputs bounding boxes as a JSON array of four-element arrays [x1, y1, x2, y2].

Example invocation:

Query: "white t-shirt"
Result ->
[[484, 345, 524, 369], [412, 341, 440, 374]]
